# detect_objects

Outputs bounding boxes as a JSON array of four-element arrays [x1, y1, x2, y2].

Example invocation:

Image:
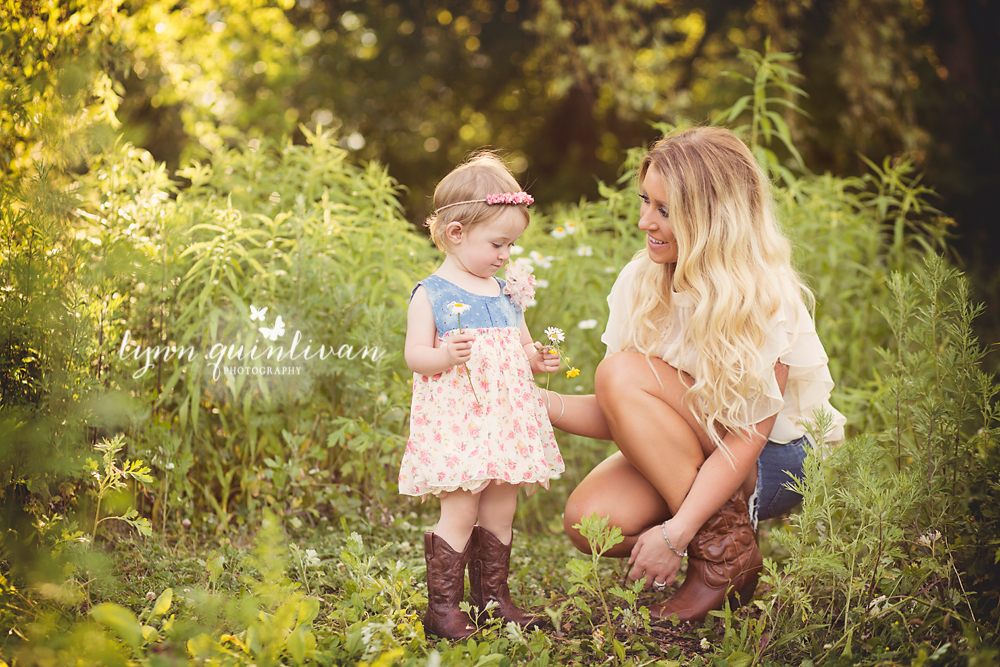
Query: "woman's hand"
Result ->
[[626, 521, 688, 590], [529, 341, 561, 375], [444, 331, 476, 367]]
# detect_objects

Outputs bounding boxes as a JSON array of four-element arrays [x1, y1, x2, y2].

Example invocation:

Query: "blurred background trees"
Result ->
[[6, 0, 997, 250], [96, 0, 996, 265], [8, 0, 995, 340]]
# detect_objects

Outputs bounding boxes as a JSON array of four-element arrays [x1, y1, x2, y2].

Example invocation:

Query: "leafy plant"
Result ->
[[750, 254, 999, 665], [287, 543, 321, 596], [76, 132, 434, 532], [714, 41, 809, 182], [565, 513, 629, 662], [90, 587, 175, 657], [87, 434, 153, 541]]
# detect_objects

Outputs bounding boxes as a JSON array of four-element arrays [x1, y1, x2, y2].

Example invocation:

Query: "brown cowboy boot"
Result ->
[[423, 532, 477, 639], [648, 494, 762, 624], [467, 526, 542, 629]]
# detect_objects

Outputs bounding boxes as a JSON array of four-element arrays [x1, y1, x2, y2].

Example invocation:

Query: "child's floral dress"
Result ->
[[398, 274, 564, 499]]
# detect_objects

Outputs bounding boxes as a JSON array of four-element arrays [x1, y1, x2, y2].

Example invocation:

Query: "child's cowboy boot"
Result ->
[[648, 493, 763, 624], [468, 525, 542, 629], [423, 532, 477, 639]]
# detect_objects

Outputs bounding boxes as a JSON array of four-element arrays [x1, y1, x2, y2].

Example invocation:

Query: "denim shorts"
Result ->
[[748, 436, 811, 528]]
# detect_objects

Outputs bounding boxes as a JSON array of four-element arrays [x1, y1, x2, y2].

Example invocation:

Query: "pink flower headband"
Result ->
[[435, 191, 534, 214]]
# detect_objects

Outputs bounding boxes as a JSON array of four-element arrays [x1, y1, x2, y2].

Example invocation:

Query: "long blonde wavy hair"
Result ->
[[621, 127, 812, 461]]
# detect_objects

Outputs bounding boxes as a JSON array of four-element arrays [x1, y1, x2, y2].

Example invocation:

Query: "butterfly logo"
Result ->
[[259, 315, 285, 341], [250, 305, 268, 321]]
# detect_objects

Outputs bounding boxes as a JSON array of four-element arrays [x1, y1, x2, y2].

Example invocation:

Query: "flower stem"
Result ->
[[457, 314, 480, 406], [544, 344, 562, 391]]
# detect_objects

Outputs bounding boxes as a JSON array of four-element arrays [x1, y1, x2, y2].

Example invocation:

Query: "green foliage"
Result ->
[[74, 130, 432, 534], [2, 20, 999, 666], [751, 254, 1000, 665], [563, 514, 655, 664], [87, 433, 153, 541], [0, 0, 125, 178], [714, 41, 809, 180], [0, 162, 123, 577], [565, 513, 623, 634], [90, 586, 173, 655], [120, 0, 300, 161]]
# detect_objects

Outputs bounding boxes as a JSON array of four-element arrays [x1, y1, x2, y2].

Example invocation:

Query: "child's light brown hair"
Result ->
[[425, 151, 530, 252]]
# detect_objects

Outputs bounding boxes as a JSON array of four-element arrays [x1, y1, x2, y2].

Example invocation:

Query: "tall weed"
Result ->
[[79, 131, 435, 531], [755, 255, 999, 664]]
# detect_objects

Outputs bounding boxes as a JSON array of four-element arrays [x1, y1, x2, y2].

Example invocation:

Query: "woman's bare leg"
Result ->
[[564, 451, 671, 557], [565, 352, 760, 556], [595, 352, 707, 512]]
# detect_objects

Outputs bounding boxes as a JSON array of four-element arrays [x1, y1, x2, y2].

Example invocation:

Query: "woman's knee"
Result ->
[[564, 488, 618, 554], [595, 353, 645, 411], [595, 352, 634, 392], [563, 499, 593, 554]]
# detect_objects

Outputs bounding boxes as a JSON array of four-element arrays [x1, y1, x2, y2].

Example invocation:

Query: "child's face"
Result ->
[[451, 208, 527, 279]]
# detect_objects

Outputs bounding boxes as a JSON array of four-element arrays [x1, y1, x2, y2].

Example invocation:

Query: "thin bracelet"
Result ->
[[549, 390, 565, 426], [661, 521, 687, 558]]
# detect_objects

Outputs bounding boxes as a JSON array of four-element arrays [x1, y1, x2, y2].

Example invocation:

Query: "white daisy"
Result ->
[[545, 327, 565, 343]]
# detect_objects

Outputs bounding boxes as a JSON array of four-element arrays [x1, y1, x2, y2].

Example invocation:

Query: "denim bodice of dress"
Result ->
[[411, 274, 522, 336]]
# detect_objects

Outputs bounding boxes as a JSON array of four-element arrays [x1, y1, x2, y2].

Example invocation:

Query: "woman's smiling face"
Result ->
[[638, 166, 678, 265]]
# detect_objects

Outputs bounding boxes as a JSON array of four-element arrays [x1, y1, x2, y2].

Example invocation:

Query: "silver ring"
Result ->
[[653, 580, 666, 591]]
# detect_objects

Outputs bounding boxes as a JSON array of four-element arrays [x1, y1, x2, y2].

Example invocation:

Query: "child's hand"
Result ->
[[530, 341, 561, 374], [444, 331, 476, 367]]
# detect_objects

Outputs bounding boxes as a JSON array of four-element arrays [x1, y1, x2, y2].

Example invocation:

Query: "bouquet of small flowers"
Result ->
[[505, 259, 581, 388], [540, 326, 580, 390]]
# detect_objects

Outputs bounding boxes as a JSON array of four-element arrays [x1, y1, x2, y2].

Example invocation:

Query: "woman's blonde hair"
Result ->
[[426, 151, 529, 251], [622, 126, 811, 461]]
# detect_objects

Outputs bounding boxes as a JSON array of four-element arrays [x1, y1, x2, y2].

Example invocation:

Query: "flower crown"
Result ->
[[435, 191, 534, 214]]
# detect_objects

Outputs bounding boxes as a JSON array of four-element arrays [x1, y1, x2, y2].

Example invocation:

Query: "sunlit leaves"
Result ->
[[1, 0, 126, 177]]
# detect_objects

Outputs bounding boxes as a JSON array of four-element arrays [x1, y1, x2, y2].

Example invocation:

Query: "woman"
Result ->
[[543, 127, 846, 622]]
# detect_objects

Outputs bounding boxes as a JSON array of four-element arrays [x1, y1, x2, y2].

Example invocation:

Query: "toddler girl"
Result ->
[[399, 152, 564, 639]]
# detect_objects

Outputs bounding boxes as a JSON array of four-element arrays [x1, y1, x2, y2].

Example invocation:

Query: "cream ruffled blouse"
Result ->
[[601, 260, 846, 445]]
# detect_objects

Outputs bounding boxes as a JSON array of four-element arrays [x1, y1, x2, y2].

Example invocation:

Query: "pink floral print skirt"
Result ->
[[398, 326, 564, 499]]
